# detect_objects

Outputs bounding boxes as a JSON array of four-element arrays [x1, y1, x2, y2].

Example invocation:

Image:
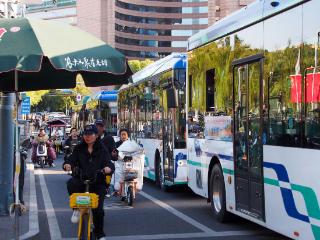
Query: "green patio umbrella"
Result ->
[[0, 18, 132, 92], [0, 18, 132, 216]]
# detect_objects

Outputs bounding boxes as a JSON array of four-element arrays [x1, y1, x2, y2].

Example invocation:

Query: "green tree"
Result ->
[[32, 74, 98, 112], [27, 90, 49, 106], [129, 59, 154, 73]]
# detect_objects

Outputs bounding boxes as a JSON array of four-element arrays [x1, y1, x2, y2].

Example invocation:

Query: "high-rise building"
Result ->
[[26, 0, 255, 60], [25, 0, 76, 25], [113, 0, 209, 59]]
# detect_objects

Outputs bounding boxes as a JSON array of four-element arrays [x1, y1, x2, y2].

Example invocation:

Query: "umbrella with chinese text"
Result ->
[[0, 17, 132, 92]]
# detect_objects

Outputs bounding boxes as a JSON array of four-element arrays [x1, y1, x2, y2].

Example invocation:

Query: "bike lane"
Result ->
[[39, 157, 200, 239]]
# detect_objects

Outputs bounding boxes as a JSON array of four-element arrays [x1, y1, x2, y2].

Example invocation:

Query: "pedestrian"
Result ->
[[63, 124, 114, 240], [95, 119, 117, 160]]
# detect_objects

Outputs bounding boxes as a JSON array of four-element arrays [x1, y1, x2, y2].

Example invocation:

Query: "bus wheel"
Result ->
[[155, 152, 161, 187], [160, 172, 169, 192], [210, 164, 229, 222]]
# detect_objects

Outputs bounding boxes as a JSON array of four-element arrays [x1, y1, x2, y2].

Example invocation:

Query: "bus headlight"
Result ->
[[177, 160, 187, 167]]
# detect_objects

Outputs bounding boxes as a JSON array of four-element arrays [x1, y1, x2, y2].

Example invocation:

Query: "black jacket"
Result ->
[[64, 136, 82, 159], [63, 140, 115, 183], [100, 132, 115, 152], [115, 140, 123, 148]]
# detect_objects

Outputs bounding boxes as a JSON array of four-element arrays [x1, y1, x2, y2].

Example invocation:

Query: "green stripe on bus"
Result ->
[[223, 168, 234, 175], [264, 177, 280, 187], [148, 171, 155, 181], [291, 184, 320, 220], [187, 160, 208, 168], [311, 225, 320, 240]]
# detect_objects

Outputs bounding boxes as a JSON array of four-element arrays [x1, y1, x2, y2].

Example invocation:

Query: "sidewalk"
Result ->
[[0, 162, 39, 240]]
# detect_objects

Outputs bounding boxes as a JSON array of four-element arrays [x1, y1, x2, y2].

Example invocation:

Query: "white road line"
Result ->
[[139, 191, 261, 237], [62, 190, 263, 240], [19, 163, 39, 240], [139, 191, 216, 234], [63, 230, 261, 240], [37, 168, 62, 240]]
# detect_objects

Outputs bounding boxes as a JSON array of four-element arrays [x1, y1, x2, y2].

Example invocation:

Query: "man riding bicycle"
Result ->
[[63, 124, 114, 240]]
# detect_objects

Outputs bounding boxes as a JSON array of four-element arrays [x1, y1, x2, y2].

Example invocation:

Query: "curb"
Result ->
[[18, 163, 39, 240]]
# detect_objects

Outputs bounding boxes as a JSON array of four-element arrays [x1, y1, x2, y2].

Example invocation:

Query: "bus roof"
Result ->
[[131, 53, 186, 84], [188, 0, 305, 50]]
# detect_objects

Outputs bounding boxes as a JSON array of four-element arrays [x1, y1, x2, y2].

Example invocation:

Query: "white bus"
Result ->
[[118, 53, 187, 190], [186, 0, 320, 239]]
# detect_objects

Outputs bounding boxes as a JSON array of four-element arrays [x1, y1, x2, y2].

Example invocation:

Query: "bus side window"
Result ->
[[206, 69, 215, 112]]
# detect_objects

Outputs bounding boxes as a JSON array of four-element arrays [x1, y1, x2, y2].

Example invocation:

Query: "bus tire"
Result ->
[[155, 151, 161, 187], [160, 175, 170, 192], [209, 164, 230, 222]]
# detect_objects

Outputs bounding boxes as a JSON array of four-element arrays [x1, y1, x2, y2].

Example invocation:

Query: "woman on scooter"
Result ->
[[115, 128, 130, 148], [63, 124, 114, 240], [31, 127, 56, 166]]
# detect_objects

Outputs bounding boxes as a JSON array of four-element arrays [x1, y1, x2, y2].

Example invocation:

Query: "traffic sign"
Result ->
[[21, 96, 31, 115], [76, 94, 82, 102]]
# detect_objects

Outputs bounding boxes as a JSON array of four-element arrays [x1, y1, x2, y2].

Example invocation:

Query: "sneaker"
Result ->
[[71, 210, 80, 223], [98, 237, 106, 240]]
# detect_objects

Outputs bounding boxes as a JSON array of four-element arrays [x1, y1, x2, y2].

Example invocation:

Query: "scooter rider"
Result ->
[[115, 128, 130, 148], [31, 127, 56, 165], [63, 124, 114, 240]]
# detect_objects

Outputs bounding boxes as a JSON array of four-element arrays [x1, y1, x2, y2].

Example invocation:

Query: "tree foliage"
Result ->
[[128, 59, 154, 73], [27, 90, 49, 106], [31, 74, 98, 112]]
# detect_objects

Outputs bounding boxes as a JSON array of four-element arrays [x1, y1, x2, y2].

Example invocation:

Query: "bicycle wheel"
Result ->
[[79, 213, 90, 240], [127, 186, 134, 206]]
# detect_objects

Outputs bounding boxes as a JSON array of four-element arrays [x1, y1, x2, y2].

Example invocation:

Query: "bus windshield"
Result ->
[[174, 68, 186, 149]]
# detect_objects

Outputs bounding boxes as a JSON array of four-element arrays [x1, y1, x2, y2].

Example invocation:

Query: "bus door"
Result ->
[[162, 89, 175, 183], [232, 54, 265, 221], [130, 95, 138, 139]]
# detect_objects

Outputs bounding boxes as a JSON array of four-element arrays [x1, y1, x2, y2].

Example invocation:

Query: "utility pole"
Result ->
[[0, 93, 15, 215]]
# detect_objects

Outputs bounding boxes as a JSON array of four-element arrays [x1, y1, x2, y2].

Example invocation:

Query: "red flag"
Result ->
[[306, 73, 320, 102], [290, 74, 302, 103]]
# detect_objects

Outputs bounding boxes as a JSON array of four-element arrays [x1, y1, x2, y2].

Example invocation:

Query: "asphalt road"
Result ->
[[29, 156, 288, 240]]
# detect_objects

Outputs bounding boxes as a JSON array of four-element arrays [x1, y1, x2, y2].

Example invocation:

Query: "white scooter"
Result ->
[[116, 140, 144, 207], [119, 155, 139, 206], [36, 141, 49, 168]]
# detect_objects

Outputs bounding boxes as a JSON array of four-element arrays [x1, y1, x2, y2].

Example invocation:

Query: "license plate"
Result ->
[[76, 196, 90, 205]]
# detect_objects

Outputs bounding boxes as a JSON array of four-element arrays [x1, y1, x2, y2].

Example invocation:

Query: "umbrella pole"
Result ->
[[13, 69, 21, 240]]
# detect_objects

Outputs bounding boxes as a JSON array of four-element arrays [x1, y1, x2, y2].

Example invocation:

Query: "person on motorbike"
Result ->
[[110, 128, 130, 197], [64, 127, 81, 161], [115, 128, 130, 148], [31, 127, 56, 166], [63, 124, 114, 240]]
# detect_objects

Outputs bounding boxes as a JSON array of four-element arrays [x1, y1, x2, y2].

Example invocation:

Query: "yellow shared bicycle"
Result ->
[[70, 179, 99, 240]]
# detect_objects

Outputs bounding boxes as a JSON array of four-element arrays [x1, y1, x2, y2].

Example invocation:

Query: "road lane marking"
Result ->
[[139, 191, 262, 237], [19, 163, 39, 240], [62, 190, 265, 240], [62, 230, 262, 240], [104, 200, 133, 211], [37, 168, 62, 240], [139, 191, 216, 234]]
